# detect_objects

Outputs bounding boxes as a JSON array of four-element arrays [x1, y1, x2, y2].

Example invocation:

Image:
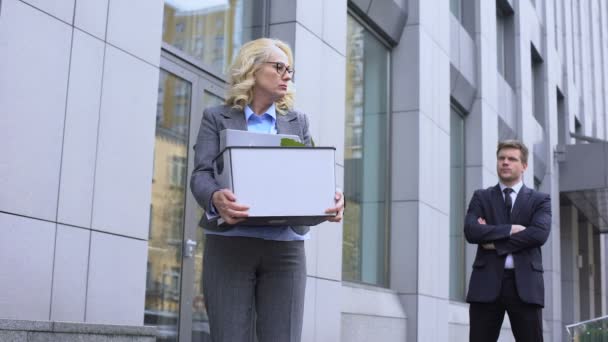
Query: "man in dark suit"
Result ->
[[464, 140, 551, 342]]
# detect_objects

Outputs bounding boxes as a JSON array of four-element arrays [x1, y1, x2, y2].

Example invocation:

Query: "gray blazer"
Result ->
[[190, 104, 312, 235]]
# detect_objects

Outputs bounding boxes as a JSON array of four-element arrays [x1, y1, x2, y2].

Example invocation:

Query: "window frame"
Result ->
[[496, 1, 515, 87], [342, 8, 393, 288], [448, 103, 467, 302]]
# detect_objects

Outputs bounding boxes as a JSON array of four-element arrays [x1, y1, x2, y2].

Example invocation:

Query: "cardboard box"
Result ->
[[213, 146, 336, 227]]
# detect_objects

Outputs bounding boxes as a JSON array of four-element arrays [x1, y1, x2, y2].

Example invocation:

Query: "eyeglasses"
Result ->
[[264, 61, 295, 77]]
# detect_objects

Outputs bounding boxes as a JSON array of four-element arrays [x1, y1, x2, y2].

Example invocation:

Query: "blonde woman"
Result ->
[[190, 38, 344, 342]]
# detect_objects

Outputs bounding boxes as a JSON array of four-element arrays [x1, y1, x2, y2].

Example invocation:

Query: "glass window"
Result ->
[[554, 0, 560, 50], [496, 4, 515, 87], [531, 46, 545, 126], [450, 0, 462, 20], [571, 0, 577, 84], [191, 91, 224, 341], [162, 0, 264, 73], [145, 70, 191, 342], [342, 15, 390, 287], [496, 10, 505, 76], [449, 106, 466, 301], [451, 0, 475, 36], [170, 156, 187, 187]]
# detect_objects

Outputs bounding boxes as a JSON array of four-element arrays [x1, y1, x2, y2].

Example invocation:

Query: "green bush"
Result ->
[[575, 326, 608, 342]]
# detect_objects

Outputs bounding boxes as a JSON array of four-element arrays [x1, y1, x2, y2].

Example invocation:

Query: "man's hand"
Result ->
[[212, 189, 249, 225], [477, 218, 495, 249], [325, 191, 344, 222], [510, 224, 526, 235]]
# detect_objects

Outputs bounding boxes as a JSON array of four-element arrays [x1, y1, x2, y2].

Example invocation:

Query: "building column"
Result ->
[[540, 0, 564, 339], [268, 0, 348, 341], [390, 0, 451, 341], [593, 230, 602, 317], [578, 220, 592, 320], [560, 204, 581, 342], [602, 235, 608, 315]]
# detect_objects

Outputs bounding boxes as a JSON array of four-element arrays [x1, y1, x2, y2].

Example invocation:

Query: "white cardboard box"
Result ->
[[214, 146, 336, 226]]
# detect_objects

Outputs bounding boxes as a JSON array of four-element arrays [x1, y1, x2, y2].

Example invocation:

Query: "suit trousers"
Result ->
[[469, 270, 543, 342], [203, 234, 307, 342]]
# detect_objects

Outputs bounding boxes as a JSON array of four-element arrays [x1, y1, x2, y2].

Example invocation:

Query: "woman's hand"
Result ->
[[212, 189, 249, 225], [325, 191, 345, 222]]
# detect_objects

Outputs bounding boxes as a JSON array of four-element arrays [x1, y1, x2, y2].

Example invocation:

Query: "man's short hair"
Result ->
[[497, 140, 529, 164]]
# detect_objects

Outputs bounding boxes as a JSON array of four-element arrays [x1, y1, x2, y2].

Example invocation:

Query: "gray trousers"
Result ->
[[203, 234, 307, 342]]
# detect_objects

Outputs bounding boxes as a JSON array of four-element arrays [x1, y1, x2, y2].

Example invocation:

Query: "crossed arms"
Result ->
[[463, 190, 552, 256]]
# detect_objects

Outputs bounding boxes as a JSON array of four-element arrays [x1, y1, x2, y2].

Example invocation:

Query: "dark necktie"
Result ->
[[503, 188, 513, 221]]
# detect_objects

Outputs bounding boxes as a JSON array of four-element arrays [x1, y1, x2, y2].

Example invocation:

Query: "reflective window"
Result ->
[[496, 4, 515, 87], [145, 70, 191, 342], [342, 15, 390, 287], [451, 0, 475, 36], [450, 0, 462, 21], [162, 0, 264, 73], [449, 106, 466, 301], [191, 91, 223, 341], [496, 10, 505, 75]]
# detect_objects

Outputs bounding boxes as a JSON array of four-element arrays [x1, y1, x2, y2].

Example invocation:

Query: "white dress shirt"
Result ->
[[499, 180, 523, 269]]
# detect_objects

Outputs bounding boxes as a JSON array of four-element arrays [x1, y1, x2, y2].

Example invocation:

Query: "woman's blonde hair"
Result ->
[[225, 38, 295, 115]]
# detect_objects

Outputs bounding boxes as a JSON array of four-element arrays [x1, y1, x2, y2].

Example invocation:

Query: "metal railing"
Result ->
[[566, 315, 608, 341]]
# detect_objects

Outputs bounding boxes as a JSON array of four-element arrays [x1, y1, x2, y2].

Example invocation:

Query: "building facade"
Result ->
[[1, 0, 607, 341]]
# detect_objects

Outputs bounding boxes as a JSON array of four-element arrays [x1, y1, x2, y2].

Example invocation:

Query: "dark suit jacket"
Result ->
[[189, 104, 312, 234], [464, 184, 551, 306]]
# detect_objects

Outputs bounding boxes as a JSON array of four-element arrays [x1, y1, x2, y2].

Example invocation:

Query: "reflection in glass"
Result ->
[[342, 15, 390, 286], [496, 11, 505, 77], [190, 91, 223, 341], [450, 0, 461, 20], [449, 107, 466, 301], [162, 0, 264, 73], [145, 70, 191, 342]]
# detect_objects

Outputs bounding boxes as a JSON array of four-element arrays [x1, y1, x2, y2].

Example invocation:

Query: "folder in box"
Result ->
[[220, 129, 301, 150]]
